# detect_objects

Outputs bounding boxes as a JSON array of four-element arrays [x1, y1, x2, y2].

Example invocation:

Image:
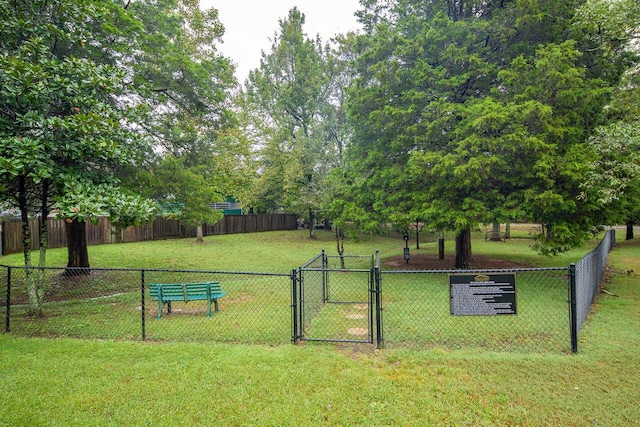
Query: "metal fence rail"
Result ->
[[381, 267, 570, 352], [1, 230, 617, 352], [2, 266, 293, 344], [573, 229, 616, 336]]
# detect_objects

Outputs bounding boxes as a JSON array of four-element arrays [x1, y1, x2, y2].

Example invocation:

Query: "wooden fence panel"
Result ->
[[1, 219, 39, 254], [153, 218, 182, 239], [86, 217, 111, 246], [2, 214, 298, 256], [47, 219, 67, 248]]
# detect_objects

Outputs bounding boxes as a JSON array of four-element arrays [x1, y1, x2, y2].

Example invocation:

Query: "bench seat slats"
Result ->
[[147, 281, 226, 319]]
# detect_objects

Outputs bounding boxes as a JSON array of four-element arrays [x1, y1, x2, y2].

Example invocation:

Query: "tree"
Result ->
[[116, 0, 242, 242], [0, 0, 156, 313], [577, 0, 640, 239], [345, 0, 635, 267], [55, 182, 157, 272], [583, 121, 640, 239], [244, 8, 335, 238], [139, 156, 224, 243]]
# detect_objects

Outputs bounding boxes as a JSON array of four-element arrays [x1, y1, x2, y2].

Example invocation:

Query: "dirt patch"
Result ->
[[346, 314, 365, 320], [383, 252, 530, 270], [347, 327, 368, 336]]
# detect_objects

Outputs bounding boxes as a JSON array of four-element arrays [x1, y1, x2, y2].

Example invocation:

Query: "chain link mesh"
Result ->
[[299, 268, 373, 343], [1, 230, 615, 352], [3, 267, 292, 344], [574, 230, 615, 333], [379, 268, 570, 352]]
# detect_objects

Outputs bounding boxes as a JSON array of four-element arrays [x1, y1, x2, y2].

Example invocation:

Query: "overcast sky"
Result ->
[[200, 0, 362, 83]]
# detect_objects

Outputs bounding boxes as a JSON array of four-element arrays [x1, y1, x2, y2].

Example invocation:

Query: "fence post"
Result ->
[[569, 263, 578, 353], [375, 251, 384, 349], [4, 266, 10, 333], [321, 249, 328, 303], [291, 269, 300, 344], [141, 269, 146, 341]]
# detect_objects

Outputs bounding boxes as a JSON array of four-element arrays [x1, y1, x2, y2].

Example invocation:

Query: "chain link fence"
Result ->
[[571, 229, 616, 348], [380, 267, 570, 352], [2, 266, 293, 344], [1, 230, 615, 352], [295, 252, 375, 344]]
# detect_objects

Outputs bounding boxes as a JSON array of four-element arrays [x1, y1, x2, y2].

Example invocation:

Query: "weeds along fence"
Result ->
[[1, 230, 615, 353], [0, 214, 298, 256]]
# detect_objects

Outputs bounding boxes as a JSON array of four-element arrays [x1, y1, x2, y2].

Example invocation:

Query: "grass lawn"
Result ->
[[1, 229, 638, 425]]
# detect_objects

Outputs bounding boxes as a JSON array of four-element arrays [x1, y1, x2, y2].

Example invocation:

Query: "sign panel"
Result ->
[[450, 273, 517, 316]]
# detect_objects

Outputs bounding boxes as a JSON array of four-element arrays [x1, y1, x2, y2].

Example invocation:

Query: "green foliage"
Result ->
[[0, 0, 151, 269], [123, 0, 237, 153], [583, 121, 640, 204], [244, 8, 343, 230], [343, 0, 637, 261], [55, 181, 157, 228], [138, 156, 223, 228]]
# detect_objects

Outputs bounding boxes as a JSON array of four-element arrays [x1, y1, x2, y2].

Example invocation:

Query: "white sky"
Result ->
[[200, 1, 362, 83]]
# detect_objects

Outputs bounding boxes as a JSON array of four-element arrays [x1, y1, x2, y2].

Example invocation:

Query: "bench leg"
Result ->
[[167, 301, 172, 314], [213, 299, 219, 312], [206, 297, 212, 317], [157, 299, 163, 319]]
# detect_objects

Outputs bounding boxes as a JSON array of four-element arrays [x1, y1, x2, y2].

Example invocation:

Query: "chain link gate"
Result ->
[[293, 251, 381, 345]]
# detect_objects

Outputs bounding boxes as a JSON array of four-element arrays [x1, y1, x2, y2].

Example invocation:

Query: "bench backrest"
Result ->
[[148, 282, 222, 302]]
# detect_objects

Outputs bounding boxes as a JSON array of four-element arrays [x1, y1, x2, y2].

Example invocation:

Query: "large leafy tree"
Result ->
[[0, 0, 154, 314], [345, 0, 634, 267], [118, 0, 242, 241], [244, 8, 336, 238], [0, 0, 239, 316], [578, 0, 640, 240]]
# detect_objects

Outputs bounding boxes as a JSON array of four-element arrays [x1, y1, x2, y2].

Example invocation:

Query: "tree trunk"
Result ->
[[626, 221, 634, 240], [438, 232, 445, 260], [414, 220, 423, 250], [454, 227, 472, 269], [505, 222, 511, 239], [18, 176, 43, 317], [336, 227, 345, 269], [65, 219, 90, 275], [490, 222, 502, 241], [308, 207, 316, 239], [34, 180, 51, 311], [196, 225, 204, 243]]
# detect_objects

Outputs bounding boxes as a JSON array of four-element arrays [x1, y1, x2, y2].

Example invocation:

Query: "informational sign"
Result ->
[[450, 273, 517, 316]]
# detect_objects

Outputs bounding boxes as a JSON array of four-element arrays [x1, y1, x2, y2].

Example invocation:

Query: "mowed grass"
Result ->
[[1, 229, 639, 425], [3, 229, 580, 349]]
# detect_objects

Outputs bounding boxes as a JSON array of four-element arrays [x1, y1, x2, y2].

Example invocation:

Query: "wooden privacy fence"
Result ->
[[1, 214, 298, 256]]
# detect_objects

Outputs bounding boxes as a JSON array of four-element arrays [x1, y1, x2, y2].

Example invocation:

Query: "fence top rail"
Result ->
[[382, 267, 568, 274], [301, 267, 373, 273], [326, 255, 373, 259], [0, 264, 292, 277], [299, 252, 325, 269]]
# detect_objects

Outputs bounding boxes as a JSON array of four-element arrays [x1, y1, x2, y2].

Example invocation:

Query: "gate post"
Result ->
[[322, 249, 328, 303], [374, 251, 384, 349], [291, 269, 301, 344], [569, 263, 578, 353]]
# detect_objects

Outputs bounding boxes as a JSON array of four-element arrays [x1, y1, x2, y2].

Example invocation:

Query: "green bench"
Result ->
[[148, 281, 226, 319]]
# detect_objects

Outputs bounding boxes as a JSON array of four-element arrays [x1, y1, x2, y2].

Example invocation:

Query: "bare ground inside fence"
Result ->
[[384, 253, 530, 270]]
